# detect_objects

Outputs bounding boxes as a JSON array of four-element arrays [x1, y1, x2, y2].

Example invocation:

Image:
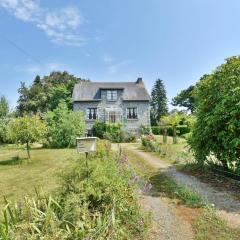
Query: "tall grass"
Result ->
[[0, 141, 149, 240]]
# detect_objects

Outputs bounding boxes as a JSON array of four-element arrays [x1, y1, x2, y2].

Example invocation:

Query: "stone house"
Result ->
[[72, 78, 151, 134]]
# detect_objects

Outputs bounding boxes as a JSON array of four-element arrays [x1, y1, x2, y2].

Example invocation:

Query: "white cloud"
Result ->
[[103, 55, 113, 63], [0, 0, 86, 46]]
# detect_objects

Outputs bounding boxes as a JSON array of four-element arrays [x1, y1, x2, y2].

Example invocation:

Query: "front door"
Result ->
[[109, 111, 116, 123]]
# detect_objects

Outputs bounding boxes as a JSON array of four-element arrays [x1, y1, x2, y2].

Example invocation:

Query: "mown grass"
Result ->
[[124, 146, 240, 240], [0, 141, 149, 239], [142, 135, 194, 165], [0, 144, 78, 208]]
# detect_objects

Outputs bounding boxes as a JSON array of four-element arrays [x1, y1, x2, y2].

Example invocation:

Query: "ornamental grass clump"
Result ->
[[0, 140, 149, 240]]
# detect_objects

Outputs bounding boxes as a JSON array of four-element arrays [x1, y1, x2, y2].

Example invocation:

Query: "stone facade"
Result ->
[[72, 79, 151, 134], [73, 93, 150, 134]]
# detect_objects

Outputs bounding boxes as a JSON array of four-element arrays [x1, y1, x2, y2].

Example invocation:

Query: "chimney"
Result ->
[[136, 77, 143, 85]]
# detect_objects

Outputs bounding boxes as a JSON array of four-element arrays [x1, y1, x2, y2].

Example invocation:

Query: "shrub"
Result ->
[[0, 118, 9, 144], [93, 121, 136, 143], [92, 120, 106, 138], [140, 124, 151, 135], [141, 134, 161, 153], [0, 140, 148, 239], [44, 101, 86, 148], [151, 125, 190, 136], [189, 56, 240, 170]]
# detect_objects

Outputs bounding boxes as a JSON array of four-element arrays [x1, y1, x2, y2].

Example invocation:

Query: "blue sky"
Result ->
[[1, 0, 240, 109]]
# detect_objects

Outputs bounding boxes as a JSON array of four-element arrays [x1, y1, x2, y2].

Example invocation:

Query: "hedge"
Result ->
[[151, 125, 190, 136]]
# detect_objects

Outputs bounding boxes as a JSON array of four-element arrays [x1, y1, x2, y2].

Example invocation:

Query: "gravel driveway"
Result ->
[[120, 143, 240, 229]]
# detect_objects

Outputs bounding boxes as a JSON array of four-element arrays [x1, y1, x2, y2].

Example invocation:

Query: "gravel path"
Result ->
[[112, 143, 194, 239], [140, 195, 194, 240], [120, 143, 240, 228]]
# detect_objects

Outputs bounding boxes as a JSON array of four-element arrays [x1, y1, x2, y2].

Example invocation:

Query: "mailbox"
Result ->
[[76, 137, 97, 153]]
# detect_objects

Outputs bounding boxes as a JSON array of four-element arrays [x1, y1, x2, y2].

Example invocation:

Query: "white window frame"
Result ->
[[86, 108, 98, 120], [107, 90, 118, 101], [126, 107, 138, 120]]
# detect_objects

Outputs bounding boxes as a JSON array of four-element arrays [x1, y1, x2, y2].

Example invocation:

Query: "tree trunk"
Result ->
[[26, 141, 30, 159], [173, 126, 177, 144], [163, 128, 167, 144]]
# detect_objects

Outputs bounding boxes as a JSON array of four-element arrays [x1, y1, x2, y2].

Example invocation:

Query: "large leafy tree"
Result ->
[[17, 71, 88, 115], [44, 101, 86, 148], [0, 95, 9, 118], [172, 85, 196, 113], [150, 79, 168, 125], [189, 56, 240, 170], [7, 115, 46, 158]]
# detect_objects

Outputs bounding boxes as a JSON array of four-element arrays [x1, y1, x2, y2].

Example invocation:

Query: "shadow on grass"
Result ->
[[149, 171, 205, 208], [0, 156, 27, 166]]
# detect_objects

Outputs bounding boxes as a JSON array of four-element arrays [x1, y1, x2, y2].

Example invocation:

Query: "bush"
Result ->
[[189, 56, 240, 170], [151, 125, 190, 136], [0, 140, 148, 239], [44, 101, 86, 148], [141, 134, 161, 153], [0, 118, 9, 144], [93, 121, 136, 143], [140, 124, 151, 135], [92, 120, 106, 138]]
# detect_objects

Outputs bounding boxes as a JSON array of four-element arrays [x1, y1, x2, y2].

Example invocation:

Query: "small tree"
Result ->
[[161, 113, 181, 144], [7, 115, 46, 158], [44, 101, 86, 148]]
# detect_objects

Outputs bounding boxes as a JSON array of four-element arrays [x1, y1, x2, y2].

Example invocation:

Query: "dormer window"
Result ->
[[107, 90, 117, 101]]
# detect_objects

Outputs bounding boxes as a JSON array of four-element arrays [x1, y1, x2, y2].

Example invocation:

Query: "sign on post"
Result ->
[[76, 137, 97, 153]]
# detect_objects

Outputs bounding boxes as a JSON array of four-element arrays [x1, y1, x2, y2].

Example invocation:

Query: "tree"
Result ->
[[172, 85, 196, 113], [0, 95, 9, 118], [7, 115, 46, 158], [161, 112, 182, 144], [44, 101, 86, 148], [150, 79, 168, 125], [189, 56, 240, 170], [17, 71, 89, 115]]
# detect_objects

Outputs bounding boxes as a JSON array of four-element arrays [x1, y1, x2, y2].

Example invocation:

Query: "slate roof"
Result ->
[[72, 81, 151, 102]]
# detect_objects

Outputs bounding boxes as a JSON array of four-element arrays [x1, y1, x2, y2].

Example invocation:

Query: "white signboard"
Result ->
[[76, 137, 97, 153]]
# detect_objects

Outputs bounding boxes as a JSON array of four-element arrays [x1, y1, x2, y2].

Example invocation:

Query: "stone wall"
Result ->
[[73, 99, 151, 133]]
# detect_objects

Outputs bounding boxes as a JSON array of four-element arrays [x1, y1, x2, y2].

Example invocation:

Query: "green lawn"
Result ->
[[150, 135, 194, 164], [0, 145, 79, 208]]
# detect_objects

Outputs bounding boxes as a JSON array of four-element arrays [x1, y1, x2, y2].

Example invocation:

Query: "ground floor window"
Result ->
[[108, 111, 116, 123], [127, 107, 138, 119], [87, 108, 98, 120]]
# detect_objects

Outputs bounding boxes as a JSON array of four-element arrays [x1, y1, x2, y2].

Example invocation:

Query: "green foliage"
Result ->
[[150, 79, 168, 125], [7, 115, 46, 158], [0, 96, 9, 118], [0, 141, 148, 239], [17, 71, 89, 115], [92, 121, 136, 143], [0, 118, 9, 144], [141, 134, 161, 153], [151, 125, 191, 136], [92, 120, 107, 138], [44, 101, 86, 148], [189, 56, 240, 170], [172, 85, 196, 113], [139, 124, 151, 135]]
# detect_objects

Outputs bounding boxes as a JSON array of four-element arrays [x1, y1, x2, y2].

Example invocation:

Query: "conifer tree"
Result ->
[[150, 79, 168, 125]]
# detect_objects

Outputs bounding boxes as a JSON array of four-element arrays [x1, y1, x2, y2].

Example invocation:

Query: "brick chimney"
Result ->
[[136, 77, 143, 85]]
